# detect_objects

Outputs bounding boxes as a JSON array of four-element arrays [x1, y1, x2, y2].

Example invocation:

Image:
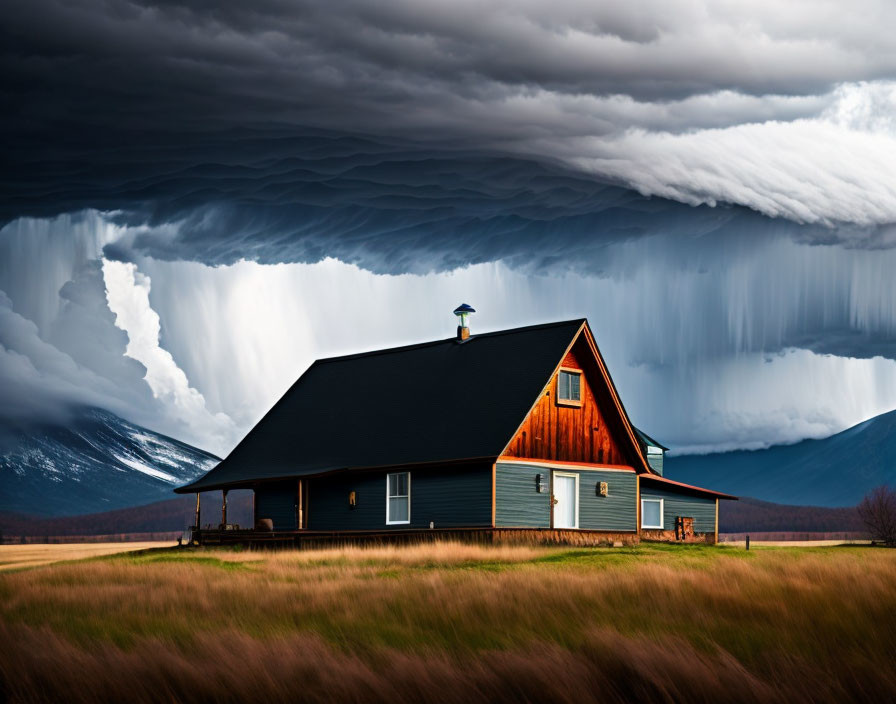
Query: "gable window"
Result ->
[[386, 472, 410, 524], [557, 369, 582, 406], [641, 498, 664, 529], [647, 445, 664, 456]]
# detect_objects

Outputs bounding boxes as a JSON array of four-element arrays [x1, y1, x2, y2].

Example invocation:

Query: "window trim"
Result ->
[[552, 471, 579, 529], [386, 471, 411, 525], [646, 445, 664, 456], [556, 367, 583, 407], [640, 497, 664, 529]]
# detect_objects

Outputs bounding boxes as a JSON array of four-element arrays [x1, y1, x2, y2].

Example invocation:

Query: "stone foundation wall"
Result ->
[[198, 527, 721, 549], [640, 529, 716, 545], [492, 529, 639, 547]]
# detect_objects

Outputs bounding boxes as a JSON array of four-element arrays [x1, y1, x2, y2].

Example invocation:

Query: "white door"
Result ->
[[553, 473, 578, 529]]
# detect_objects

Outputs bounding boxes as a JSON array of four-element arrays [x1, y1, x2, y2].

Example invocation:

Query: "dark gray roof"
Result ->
[[634, 427, 669, 452], [177, 319, 586, 492]]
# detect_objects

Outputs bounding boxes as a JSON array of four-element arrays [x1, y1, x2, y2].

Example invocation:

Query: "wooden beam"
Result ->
[[714, 498, 719, 545], [221, 489, 228, 528], [194, 493, 201, 531], [498, 458, 634, 472], [297, 479, 304, 530]]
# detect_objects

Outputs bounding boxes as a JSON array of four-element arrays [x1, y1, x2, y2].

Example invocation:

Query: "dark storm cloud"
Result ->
[[5, 117, 884, 275], [5, 0, 896, 241], [2, 0, 896, 376], [6, 0, 896, 452], [3, 0, 892, 130], [13, 130, 773, 273]]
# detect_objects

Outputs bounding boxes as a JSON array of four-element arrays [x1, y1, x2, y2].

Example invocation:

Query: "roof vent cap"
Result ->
[[453, 303, 475, 341]]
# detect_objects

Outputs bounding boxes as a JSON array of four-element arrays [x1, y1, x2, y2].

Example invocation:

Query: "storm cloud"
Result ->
[[6, 0, 896, 245], [3, 1, 896, 454], [0, 214, 235, 453]]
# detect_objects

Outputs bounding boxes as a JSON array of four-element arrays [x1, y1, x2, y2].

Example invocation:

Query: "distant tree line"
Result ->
[[719, 497, 864, 534], [0, 491, 254, 540]]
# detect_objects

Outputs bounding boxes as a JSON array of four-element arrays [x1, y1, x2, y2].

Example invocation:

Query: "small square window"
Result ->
[[641, 498, 664, 529], [557, 369, 582, 404]]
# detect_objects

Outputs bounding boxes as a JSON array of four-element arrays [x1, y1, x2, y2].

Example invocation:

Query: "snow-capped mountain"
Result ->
[[0, 406, 219, 516]]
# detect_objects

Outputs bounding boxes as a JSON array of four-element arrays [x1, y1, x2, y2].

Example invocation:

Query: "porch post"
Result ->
[[221, 489, 228, 528], [194, 493, 201, 529], [714, 498, 719, 545], [296, 479, 303, 530]]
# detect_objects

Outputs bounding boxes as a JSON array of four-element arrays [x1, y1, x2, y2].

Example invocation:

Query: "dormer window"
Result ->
[[557, 368, 582, 406]]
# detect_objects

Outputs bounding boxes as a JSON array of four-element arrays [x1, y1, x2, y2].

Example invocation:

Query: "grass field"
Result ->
[[0, 542, 174, 571], [1, 542, 895, 703]]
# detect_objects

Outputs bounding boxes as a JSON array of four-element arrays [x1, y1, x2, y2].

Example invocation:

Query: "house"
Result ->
[[176, 309, 735, 546]]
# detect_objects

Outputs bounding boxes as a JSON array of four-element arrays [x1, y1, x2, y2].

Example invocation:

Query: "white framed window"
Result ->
[[386, 471, 410, 525], [557, 368, 582, 405], [646, 445, 664, 456], [641, 498, 664, 529]]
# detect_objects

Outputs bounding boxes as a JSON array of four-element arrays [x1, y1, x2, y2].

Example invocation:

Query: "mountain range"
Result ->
[[665, 409, 896, 507], [0, 406, 219, 517], [1, 404, 892, 534]]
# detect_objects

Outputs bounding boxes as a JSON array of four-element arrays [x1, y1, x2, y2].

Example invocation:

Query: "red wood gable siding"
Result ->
[[560, 351, 579, 369], [500, 340, 629, 466]]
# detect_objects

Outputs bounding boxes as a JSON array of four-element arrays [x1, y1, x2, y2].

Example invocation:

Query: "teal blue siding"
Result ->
[[495, 462, 637, 531], [495, 463, 550, 528], [578, 469, 637, 531], [646, 453, 664, 476], [640, 486, 716, 533], [254, 481, 297, 530], [308, 464, 491, 531]]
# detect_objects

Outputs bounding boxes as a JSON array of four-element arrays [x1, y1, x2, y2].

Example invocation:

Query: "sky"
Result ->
[[2, 1, 896, 455]]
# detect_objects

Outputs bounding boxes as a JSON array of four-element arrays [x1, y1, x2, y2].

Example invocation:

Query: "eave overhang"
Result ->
[[639, 473, 738, 500], [174, 455, 498, 494]]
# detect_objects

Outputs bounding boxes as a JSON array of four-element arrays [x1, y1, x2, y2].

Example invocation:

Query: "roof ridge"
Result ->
[[313, 318, 586, 365]]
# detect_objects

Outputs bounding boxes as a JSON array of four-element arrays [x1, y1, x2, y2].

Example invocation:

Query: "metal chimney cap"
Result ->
[[453, 303, 476, 315]]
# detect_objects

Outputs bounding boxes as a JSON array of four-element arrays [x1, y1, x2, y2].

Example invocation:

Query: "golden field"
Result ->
[[0, 542, 174, 571], [1, 542, 895, 703]]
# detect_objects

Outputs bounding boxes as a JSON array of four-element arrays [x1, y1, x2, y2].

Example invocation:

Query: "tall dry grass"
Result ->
[[0, 542, 173, 571], [1, 542, 895, 703]]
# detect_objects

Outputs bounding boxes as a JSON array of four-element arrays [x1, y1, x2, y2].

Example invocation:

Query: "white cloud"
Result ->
[[136, 241, 896, 454], [0, 212, 119, 334], [101, 259, 237, 454], [0, 289, 149, 426], [2, 210, 895, 455], [538, 82, 896, 227]]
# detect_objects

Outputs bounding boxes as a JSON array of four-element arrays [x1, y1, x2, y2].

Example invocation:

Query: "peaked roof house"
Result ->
[[178, 310, 735, 546]]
